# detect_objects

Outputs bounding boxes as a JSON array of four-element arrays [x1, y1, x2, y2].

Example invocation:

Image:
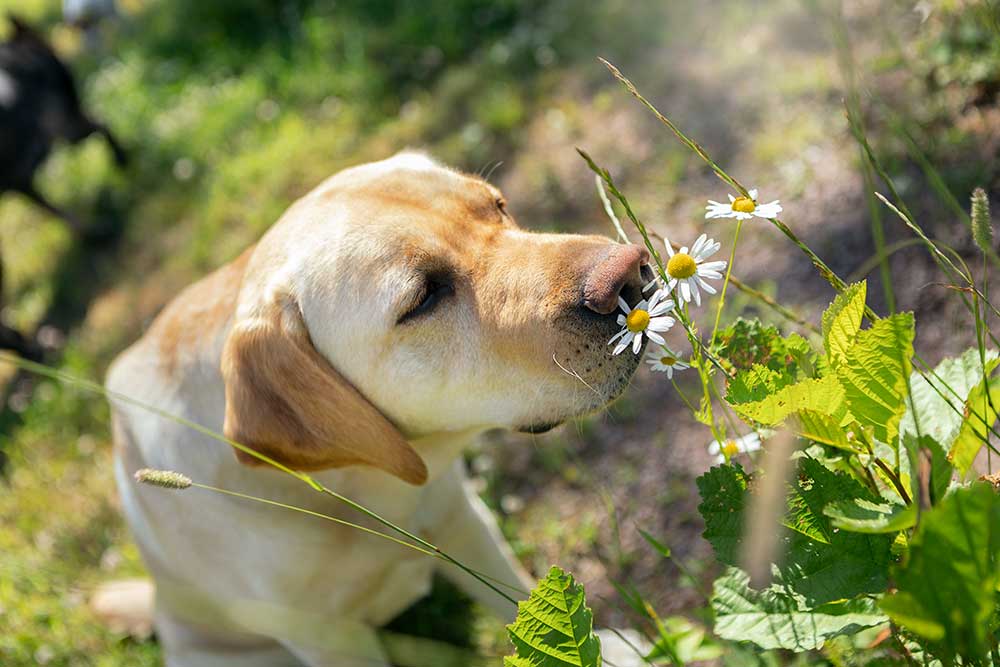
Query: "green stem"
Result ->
[[710, 219, 743, 346], [0, 353, 522, 606]]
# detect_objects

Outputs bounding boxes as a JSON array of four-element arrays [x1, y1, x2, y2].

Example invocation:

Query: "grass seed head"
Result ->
[[971, 187, 993, 254], [134, 468, 192, 490]]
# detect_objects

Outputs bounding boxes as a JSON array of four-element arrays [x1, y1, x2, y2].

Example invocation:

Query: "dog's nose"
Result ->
[[582, 244, 651, 315]]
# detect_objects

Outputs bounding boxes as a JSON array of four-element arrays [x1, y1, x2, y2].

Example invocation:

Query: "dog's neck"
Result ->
[[407, 427, 489, 482]]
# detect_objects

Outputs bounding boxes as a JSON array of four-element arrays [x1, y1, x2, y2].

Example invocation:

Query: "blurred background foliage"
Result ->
[[1, 0, 999, 664]]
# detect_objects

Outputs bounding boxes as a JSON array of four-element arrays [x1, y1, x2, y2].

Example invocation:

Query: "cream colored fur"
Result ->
[[102, 152, 645, 666]]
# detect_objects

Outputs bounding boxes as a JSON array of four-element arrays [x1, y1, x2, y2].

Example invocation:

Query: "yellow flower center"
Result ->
[[626, 308, 650, 333], [732, 196, 756, 213], [722, 440, 740, 459], [667, 253, 697, 279], [660, 356, 677, 366]]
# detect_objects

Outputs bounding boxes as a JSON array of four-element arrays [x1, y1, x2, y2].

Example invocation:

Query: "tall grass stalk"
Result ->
[[0, 352, 522, 605], [598, 58, 1000, 463]]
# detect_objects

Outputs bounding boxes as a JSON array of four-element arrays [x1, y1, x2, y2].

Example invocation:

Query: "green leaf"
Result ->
[[880, 483, 1000, 662], [794, 409, 857, 452], [823, 498, 916, 534], [712, 567, 887, 651], [696, 464, 750, 565], [637, 528, 671, 559], [505, 566, 601, 667], [730, 375, 846, 426], [901, 347, 999, 447], [948, 369, 1000, 476], [697, 460, 892, 606], [780, 458, 893, 604], [835, 312, 915, 445], [902, 433, 952, 507], [822, 281, 867, 366]]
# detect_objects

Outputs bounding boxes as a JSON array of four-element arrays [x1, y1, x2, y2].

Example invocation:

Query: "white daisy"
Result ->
[[663, 234, 727, 307], [708, 432, 763, 464], [644, 346, 690, 379], [608, 289, 676, 355], [705, 188, 782, 220]]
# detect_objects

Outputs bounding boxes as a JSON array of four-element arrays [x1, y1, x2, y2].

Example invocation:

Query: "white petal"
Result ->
[[617, 314, 627, 326], [663, 236, 675, 257], [748, 188, 758, 200], [665, 366, 673, 379], [609, 328, 627, 345], [646, 330, 665, 345], [699, 260, 727, 271], [727, 194, 735, 203], [632, 333, 643, 354], [648, 290, 661, 311], [647, 317, 674, 332], [697, 277, 717, 295], [691, 233, 708, 256], [679, 280, 692, 303], [690, 279, 702, 306], [618, 296, 631, 314], [649, 300, 674, 316], [613, 332, 634, 355]]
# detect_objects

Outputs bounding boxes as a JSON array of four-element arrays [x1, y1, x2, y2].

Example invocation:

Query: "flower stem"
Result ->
[[710, 219, 743, 347]]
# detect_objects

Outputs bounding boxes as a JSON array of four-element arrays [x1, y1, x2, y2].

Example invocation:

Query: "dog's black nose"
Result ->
[[582, 244, 650, 315]]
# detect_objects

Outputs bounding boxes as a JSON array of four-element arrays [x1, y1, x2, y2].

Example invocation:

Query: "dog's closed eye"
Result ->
[[398, 275, 455, 324]]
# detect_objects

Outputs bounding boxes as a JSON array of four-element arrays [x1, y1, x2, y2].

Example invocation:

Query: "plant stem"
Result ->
[[0, 353, 523, 606], [710, 219, 743, 346]]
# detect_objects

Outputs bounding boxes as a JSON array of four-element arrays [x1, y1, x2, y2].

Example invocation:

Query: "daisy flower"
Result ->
[[664, 234, 727, 306], [705, 189, 782, 220], [708, 432, 762, 464], [608, 289, 676, 355], [644, 346, 690, 378]]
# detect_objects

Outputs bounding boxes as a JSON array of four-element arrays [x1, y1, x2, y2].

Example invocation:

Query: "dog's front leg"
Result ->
[[427, 462, 534, 619]]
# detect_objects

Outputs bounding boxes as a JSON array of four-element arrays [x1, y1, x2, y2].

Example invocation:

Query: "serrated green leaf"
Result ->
[[696, 464, 749, 565], [835, 312, 915, 445], [726, 364, 792, 406], [948, 370, 1000, 476], [901, 348, 999, 447], [712, 567, 887, 651], [698, 460, 892, 606], [880, 483, 1000, 662], [730, 375, 846, 426], [780, 458, 893, 604], [794, 409, 857, 451], [822, 281, 867, 366], [505, 567, 601, 667], [823, 498, 916, 533]]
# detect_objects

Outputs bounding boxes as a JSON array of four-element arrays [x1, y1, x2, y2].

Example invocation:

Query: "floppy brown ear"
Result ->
[[221, 293, 427, 485]]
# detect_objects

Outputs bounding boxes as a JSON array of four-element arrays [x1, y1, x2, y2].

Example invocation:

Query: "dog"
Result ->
[[102, 152, 651, 666], [0, 14, 127, 230]]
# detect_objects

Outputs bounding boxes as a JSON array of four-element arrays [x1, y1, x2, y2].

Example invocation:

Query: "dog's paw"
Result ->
[[595, 628, 652, 667], [90, 578, 155, 639]]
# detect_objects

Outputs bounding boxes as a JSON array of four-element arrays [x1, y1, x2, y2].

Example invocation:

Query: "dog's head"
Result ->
[[222, 153, 652, 484]]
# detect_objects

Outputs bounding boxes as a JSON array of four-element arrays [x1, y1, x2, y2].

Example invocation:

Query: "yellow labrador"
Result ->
[[103, 152, 651, 666]]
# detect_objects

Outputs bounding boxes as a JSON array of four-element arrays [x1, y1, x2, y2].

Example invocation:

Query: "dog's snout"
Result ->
[[582, 244, 650, 315]]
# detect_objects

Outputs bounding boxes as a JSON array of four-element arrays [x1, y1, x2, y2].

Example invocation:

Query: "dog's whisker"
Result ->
[[482, 160, 504, 183], [552, 353, 603, 398]]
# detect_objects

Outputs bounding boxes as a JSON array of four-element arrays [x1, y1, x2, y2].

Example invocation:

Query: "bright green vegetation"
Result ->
[[5, 0, 1000, 665]]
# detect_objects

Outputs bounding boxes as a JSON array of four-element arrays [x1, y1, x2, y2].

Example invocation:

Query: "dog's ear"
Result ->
[[221, 293, 428, 485]]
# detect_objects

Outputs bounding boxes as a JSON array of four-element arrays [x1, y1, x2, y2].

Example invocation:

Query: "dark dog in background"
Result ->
[[0, 14, 127, 360]]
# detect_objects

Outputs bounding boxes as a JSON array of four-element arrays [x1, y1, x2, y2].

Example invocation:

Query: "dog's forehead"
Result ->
[[321, 152, 499, 204]]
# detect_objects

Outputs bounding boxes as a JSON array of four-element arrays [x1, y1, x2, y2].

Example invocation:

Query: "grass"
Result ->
[[2, 0, 999, 664]]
